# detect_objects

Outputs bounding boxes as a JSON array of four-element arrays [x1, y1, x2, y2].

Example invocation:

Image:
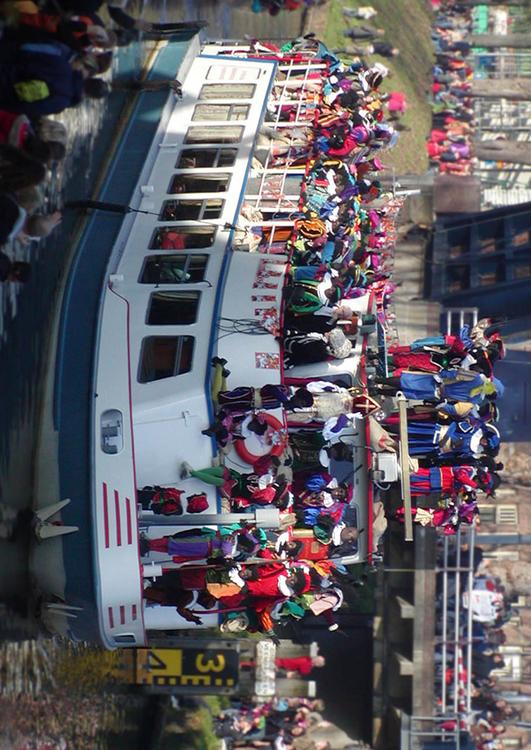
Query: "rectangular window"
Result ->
[[199, 83, 256, 100], [177, 148, 238, 169], [150, 226, 215, 250], [139, 336, 194, 382], [478, 504, 496, 524], [206, 64, 260, 82], [446, 264, 470, 292], [169, 173, 231, 194], [140, 254, 208, 284], [192, 103, 250, 122], [159, 199, 224, 222], [185, 126, 243, 145], [496, 505, 518, 525], [513, 262, 531, 280], [512, 229, 530, 248], [147, 291, 200, 325]]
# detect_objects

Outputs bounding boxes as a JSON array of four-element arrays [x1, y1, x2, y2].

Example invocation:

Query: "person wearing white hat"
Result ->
[[288, 380, 363, 424]]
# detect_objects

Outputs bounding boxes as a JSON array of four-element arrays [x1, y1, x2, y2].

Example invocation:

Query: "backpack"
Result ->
[[14, 80, 50, 103]]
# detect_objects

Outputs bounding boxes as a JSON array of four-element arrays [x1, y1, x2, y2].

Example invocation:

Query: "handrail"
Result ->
[[397, 393, 413, 542]]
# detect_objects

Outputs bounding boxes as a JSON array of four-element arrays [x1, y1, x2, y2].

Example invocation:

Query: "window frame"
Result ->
[[146, 290, 201, 326], [149, 225, 216, 250], [191, 103, 250, 122], [168, 172, 231, 195], [176, 147, 238, 170], [199, 82, 256, 100], [138, 335, 195, 383], [159, 199, 224, 222], [184, 125, 244, 145], [139, 254, 209, 285]]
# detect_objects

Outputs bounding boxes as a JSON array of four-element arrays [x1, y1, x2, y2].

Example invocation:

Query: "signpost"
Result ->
[[113, 642, 240, 694]]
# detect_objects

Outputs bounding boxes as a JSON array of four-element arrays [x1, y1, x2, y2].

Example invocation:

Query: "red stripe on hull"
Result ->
[[114, 489, 122, 546], [103, 483, 110, 548], [125, 497, 133, 545]]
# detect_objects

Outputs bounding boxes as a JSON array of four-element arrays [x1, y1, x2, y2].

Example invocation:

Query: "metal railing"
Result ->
[[403, 527, 478, 750], [444, 308, 478, 336]]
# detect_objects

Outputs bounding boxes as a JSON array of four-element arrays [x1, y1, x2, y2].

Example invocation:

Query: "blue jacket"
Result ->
[[0, 42, 84, 117]]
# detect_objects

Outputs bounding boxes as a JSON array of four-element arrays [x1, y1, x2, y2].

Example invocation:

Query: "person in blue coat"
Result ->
[[372, 368, 501, 405], [0, 40, 107, 117]]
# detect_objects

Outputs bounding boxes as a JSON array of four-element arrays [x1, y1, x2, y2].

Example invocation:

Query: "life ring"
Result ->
[[235, 412, 288, 465]]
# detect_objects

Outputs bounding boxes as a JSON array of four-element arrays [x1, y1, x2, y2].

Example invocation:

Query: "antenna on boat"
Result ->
[[64, 202, 240, 231], [64, 199, 158, 216]]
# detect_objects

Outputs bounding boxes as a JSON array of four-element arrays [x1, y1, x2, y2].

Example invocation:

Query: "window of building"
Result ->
[[140, 254, 208, 284], [446, 264, 470, 292], [169, 173, 231, 194], [495, 650, 522, 682], [192, 103, 250, 122], [150, 226, 215, 250], [496, 505, 518, 525], [184, 126, 243, 144], [477, 219, 504, 255], [139, 336, 195, 382], [177, 148, 238, 169], [477, 259, 505, 287], [513, 261, 531, 280], [199, 83, 256, 100], [512, 228, 529, 247], [159, 199, 224, 222], [478, 504, 496, 524], [147, 291, 200, 325]]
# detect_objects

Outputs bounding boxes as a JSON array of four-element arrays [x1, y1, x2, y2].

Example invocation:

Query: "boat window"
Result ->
[[185, 126, 243, 144], [139, 336, 195, 382], [177, 148, 238, 169], [140, 254, 208, 284], [169, 173, 231, 195], [199, 83, 256, 100], [206, 64, 260, 82], [192, 103, 250, 122], [147, 291, 200, 325], [150, 226, 215, 250], [160, 199, 224, 221]]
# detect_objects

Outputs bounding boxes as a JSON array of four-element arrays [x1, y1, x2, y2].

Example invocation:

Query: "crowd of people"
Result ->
[[0, 1, 206, 279], [213, 696, 343, 750], [428, 0, 477, 176], [0, 0, 115, 270], [434, 547, 520, 750], [339, 7, 400, 60], [139, 35, 401, 636], [376, 318, 505, 535]]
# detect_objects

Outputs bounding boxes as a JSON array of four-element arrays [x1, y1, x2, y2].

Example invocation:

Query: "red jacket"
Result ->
[[276, 656, 313, 676]]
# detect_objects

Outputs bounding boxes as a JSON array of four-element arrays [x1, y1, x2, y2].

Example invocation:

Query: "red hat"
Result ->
[[186, 493, 209, 514], [301, 572, 312, 594]]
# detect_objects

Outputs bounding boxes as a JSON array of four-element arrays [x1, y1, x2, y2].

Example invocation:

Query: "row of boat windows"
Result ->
[[136, 83, 255, 382]]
